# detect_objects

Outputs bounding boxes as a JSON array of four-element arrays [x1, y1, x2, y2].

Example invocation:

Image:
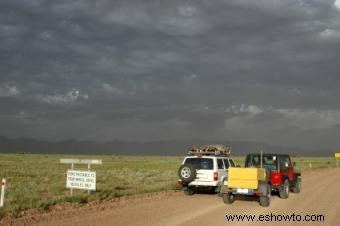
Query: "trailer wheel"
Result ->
[[259, 195, 271, 207], [259, 183, 271, 207], [279, 179, 289, 199], [222, 193, 235, 204]]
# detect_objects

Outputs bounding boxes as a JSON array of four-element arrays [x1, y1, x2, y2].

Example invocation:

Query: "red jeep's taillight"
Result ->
[[214, 172, 218, 181], [271, 171, 282, 186]]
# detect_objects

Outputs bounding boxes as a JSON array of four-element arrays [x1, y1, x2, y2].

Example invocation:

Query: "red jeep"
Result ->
[[245, 153, 301, 198]]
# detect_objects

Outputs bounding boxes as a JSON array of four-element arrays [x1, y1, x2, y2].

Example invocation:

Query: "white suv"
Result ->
[[178, 145, 236, 195]]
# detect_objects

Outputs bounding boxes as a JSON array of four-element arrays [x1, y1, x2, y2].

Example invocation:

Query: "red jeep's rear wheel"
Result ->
[[279, 179, 290, 199], [292, 177, 301, 193]]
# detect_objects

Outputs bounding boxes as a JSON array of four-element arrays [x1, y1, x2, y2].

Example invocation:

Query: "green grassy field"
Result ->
[[0, 153, 338, 218]]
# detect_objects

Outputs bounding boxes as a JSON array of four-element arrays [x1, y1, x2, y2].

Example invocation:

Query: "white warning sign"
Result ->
[[66, 170, 96, 191]]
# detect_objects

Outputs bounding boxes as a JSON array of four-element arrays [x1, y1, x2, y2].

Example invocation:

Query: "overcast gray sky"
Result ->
[[1, 0, 340, 150]]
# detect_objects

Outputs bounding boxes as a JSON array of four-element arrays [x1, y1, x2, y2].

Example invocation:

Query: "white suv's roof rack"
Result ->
[[187, 144, 231, 157]]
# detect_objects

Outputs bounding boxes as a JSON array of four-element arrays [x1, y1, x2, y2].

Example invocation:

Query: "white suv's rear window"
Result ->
[[184, 158, 213, 170]]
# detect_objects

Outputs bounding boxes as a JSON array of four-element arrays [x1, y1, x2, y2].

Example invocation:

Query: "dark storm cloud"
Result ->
[[1, 0, 340, 150]]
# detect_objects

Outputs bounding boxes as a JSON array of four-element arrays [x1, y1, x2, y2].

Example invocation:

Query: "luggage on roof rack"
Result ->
[[187, 144, 231, 156]]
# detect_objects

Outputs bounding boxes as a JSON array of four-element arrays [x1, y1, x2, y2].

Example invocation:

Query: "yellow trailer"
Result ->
[[228, 167, 266, 189], [222, 167, 271, 207]]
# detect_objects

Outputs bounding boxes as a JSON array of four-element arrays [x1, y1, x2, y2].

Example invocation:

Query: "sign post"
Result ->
[[60, 159, 102, 196], [335, 153, 340, 167], [0, 179, 6, 208]]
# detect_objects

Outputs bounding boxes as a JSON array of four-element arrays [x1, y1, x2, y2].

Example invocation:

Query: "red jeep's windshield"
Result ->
[[246, 155, 277, 170]]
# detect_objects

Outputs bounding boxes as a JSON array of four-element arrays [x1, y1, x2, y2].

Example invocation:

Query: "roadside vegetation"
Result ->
[[0, 153, 337, 218]]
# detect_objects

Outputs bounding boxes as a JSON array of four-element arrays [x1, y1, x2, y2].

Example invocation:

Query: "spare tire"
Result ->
[[178, 164, 197, 183]]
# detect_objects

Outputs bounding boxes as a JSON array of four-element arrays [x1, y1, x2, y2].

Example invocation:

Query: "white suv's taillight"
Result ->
[[213, 172, 218, 181]]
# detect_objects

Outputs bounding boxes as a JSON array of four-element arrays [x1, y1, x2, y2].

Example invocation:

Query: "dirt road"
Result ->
[[6, 168, 340, 226]]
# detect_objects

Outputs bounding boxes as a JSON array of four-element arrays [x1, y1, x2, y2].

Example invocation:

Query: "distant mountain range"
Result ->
[[0, 136, 330, 156]]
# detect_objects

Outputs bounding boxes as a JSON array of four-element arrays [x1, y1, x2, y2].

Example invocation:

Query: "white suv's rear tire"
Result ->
[[183, 186, 194, 195]]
